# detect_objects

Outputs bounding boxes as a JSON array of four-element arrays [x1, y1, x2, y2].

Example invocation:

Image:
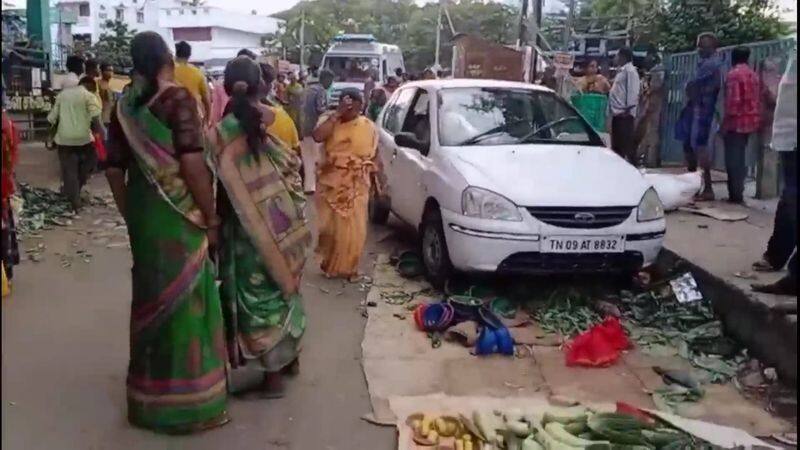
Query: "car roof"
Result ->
[[401, 78, 554, 93]]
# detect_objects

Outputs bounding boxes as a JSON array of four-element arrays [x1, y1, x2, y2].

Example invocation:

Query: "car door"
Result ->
[[392, 89, 432, 225], [377, 87, 416, 211]]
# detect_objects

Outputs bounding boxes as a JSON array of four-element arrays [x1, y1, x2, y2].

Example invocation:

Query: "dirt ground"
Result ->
[[2, 144, 793, 450], [1, 144, 394, 450]]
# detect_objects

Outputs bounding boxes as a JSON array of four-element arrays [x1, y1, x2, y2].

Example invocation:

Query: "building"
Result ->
[[52, 0, 282, 69], [55, 0, 175, 47], [159, 6, 281, 68]]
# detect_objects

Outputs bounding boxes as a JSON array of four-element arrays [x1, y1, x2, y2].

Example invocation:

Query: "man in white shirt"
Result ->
[[752, 54, 796, 295], [608, 47, 641, 165]]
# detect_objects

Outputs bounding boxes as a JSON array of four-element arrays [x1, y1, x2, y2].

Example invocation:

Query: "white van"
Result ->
[[320, 34, 404, 106]]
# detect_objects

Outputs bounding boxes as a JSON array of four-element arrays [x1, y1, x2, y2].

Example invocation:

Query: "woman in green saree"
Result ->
[[208, 57, 310, 397], [105, 32, 228, 433]]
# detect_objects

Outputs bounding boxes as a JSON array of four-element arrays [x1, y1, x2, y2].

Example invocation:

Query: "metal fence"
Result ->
[[659, 38, 796, 168]]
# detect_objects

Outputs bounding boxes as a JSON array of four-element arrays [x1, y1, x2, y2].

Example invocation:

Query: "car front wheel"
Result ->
[[420, 207, 454, 289]]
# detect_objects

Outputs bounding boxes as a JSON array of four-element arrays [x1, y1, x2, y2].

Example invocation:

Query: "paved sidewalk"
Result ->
[[662, 180, 797, 385]]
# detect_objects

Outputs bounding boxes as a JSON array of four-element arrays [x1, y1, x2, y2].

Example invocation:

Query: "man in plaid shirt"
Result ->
[[722, 46, 761, 203]]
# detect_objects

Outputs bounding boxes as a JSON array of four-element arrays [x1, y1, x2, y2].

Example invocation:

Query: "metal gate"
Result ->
[[659, 38, 796, 167]]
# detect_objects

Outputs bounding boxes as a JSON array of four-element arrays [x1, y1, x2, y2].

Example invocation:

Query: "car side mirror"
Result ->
[[394, 132, 429, 155]]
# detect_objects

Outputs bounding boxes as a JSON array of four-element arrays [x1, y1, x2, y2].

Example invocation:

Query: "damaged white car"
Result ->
[[370, 79, 665, 287]]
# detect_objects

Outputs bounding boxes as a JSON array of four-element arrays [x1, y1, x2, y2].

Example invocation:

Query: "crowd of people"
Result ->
[[103, 34, 390, 432], [0, 26, 796, 434], [0, 33, 390, 433]]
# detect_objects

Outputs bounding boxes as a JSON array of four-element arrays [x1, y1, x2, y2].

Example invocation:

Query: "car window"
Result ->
[[437, 87, 603, 147], [382, 88, 416, 135], [401, 90, 430, 145]]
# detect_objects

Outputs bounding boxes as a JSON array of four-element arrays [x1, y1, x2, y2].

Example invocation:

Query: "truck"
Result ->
[[319, 34, 404, 107]]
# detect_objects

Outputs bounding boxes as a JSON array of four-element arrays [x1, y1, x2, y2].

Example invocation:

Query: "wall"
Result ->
[[659, 39, 797, 168], [164, 27, 262, 64], [55, 0, 176, 45], [159, 6, 280, 36], [160, 6, 281, 65]]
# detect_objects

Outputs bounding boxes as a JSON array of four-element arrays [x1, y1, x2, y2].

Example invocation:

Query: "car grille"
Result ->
[[526, 206, 634, 229], [497, 251, 644, 275]]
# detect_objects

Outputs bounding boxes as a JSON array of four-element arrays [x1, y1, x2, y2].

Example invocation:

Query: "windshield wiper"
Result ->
[[455, 119, 527, 146], [518, 116, 584, 143]]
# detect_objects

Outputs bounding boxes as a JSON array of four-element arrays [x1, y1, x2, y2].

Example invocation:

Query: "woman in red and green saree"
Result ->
[[104, 32, 229, 433], [208, 57, 310, 398]]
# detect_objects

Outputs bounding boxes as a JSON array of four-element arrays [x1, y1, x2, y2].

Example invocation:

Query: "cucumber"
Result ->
[[587, 414, 653, 447], [545, 423, 611, 449], [642, 429, 685, 447], [474, 411, 501, 442], [542, 407, 588, 425], [507, 420, 532, 438], [521, 435, 545, 450], [563, 421, 588, 435]]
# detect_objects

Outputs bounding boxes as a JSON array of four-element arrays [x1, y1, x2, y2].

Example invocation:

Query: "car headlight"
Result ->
[[637, 187, 664, 222], [462, 187, 522, 221]]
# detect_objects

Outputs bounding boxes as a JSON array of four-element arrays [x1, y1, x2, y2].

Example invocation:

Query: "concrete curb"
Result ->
[[657, 249, 797, 387]]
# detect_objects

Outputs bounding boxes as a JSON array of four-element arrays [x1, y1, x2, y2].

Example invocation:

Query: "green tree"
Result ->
[[273, 0, 519, 73], [91, 19, 136, 69], [654, 0, 788, 52]]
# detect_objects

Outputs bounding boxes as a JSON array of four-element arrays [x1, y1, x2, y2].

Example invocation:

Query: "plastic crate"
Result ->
[[571, 93, 608, 132]]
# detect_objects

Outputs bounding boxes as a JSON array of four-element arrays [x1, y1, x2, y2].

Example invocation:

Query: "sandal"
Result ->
[[422, 303, 455, 332]]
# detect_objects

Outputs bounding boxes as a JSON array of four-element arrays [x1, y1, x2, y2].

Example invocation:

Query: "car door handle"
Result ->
[[392, 148, 398, 159]]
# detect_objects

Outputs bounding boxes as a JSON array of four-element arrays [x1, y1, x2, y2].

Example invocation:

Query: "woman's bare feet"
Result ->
[[694, 189, 715, 201], [752, 258, 778, 272], [283, 358, 300, 377], [261, 372, 286, 399]]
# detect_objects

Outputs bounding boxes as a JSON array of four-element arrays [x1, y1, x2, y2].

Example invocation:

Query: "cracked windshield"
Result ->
[[2, 0, 797, 447]]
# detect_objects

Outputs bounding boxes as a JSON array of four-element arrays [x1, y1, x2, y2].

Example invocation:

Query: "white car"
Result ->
[[370, 79, 665, 288]]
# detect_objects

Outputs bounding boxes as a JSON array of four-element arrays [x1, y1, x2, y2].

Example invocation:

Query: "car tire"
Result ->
[[369, 191, 391, 225], [420, 207, 454, 289]]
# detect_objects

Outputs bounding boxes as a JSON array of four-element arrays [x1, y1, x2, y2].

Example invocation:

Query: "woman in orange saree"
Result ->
[[312, 88, 379, 280]]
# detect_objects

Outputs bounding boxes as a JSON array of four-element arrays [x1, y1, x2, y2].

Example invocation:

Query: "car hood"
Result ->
[[443, 144, 651, 207]]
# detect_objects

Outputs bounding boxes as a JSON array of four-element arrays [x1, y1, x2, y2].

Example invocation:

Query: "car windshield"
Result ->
[[437, 87, 603, 147], [323, 56, 379, 82]]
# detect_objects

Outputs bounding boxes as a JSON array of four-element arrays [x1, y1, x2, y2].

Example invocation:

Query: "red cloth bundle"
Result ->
[[93, 133, 107, 162], [565, 317, 630, 367]]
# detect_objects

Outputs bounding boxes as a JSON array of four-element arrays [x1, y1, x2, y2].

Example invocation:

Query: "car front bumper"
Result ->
[[440, 207, 665, 274]]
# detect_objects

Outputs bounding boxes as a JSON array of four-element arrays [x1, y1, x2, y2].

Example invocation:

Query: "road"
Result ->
[[1, 144, 395, 450]]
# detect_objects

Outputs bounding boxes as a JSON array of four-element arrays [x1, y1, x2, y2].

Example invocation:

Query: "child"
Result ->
[[366, 88, 388, 122], [79, 76, 107, 166]]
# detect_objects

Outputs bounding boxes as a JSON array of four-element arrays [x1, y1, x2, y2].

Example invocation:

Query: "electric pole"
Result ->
[[564, 0, 576, 49], [518, 0, 529, 49], [299, 8, 305, 72], [434, 0, 443, 69], [530, 0, 542, 77]]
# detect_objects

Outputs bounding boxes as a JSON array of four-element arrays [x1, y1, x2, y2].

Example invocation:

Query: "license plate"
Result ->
[[541, 235, 624, 253]]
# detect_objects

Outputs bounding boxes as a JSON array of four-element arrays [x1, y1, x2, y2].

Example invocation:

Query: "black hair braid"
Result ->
[[130, 32, 172, 108], [224, 56, 265, 159]]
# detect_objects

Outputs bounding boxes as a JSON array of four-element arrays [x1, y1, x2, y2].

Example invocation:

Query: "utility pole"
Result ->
[[564, 0, 576, 49], [530, 0, 542, 77], [434, 0, 443, 69], [518, 0, 529, 49], [299, 8, 306, 72]]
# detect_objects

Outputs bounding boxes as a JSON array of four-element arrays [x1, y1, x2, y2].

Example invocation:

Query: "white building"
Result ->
[[55, 0, 176, 46], [53, 0, 282, 68], [159, 6, 281, 68]]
